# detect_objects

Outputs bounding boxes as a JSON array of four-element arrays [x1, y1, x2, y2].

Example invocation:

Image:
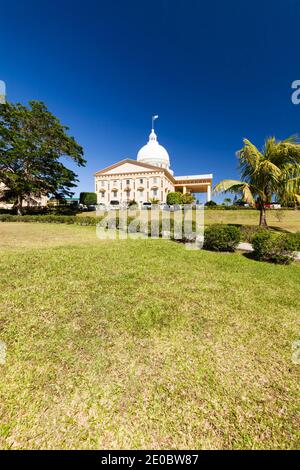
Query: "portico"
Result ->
[[174, 175, 213, 202]]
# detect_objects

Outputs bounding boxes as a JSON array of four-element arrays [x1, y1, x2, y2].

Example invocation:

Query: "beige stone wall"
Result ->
[[95, 171, 175, 205], [0, 183, 48, 208]]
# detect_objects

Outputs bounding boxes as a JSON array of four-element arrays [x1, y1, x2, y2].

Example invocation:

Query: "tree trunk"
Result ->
[[14, 195, 23, 215], [259, 205, 268, 228]]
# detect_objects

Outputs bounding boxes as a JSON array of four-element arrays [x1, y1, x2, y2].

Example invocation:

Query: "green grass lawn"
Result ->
[[204, 209, 300, 233], [78, 209, 300, 233], [0, 223, 299, 449]]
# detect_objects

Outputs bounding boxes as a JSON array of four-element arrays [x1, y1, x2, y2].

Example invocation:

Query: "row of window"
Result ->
[[97, 177, 160, 188], [100, 189, 160, 199]]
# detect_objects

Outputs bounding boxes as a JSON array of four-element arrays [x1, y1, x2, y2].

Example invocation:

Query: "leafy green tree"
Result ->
[[0, 101, 85, 214], [181, 192, 195, 204], [205, 200, 217, 207], [214, 136, 300, 227], [80, 192, 97, 206], [166, 191, 183, 205]]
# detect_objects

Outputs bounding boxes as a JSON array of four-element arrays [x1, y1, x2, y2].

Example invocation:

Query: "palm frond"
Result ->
[[214, 179, 255, 205], [237, 139, 263, 182], [214, 179, 245, 193], [281, 134, 300, 145]]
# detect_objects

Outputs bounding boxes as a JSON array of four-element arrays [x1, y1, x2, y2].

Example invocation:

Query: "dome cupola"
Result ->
[[137, 118, 173, 174]]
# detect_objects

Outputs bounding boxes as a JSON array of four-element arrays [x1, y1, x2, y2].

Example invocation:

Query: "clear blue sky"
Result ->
[[1, 0, 300, 201]]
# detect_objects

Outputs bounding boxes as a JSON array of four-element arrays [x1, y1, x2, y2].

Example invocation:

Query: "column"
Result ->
[[183, 186, 186, 194], [206, 185, 211, 202]]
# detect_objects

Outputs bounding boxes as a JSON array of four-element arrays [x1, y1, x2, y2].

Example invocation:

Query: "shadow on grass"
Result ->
[[226, 222, 289, 232], [242, 251, 259, 262]]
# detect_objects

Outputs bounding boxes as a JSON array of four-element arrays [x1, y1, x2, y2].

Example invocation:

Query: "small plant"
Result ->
[[252, 231, 296, 264], [203, 224, 240, 252], [149, 198, 160, 204], [274, 209, 285, 223], [127, 199, 138, 208]]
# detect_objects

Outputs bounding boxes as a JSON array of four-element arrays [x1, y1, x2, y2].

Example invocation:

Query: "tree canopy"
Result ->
[[0, 101, 86, 213], [166, 191, 195, 205]]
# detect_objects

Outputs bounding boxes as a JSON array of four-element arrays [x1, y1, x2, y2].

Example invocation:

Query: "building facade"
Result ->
[[94, 127, 213, 206], [0, 182, 48, 209]]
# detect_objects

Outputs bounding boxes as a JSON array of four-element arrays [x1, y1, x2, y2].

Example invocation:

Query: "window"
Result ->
[[112, 190, 117, 198], [153, 177, 157, 184], [140, 191, 144, 198], [140, 178, 143, 184], [101, 192, 104, 198], [113, 180, 117, 185], [126, 179, 130, 185], [153, 189, 158, 197], [101, 181, 105, 187]]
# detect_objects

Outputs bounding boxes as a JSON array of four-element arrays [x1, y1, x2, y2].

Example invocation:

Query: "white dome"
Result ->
[[137, 129, 171, 171]]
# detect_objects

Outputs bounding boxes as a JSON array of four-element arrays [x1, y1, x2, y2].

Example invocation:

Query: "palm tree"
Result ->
[[214, 136, 300, 227], [278, 163, 300, 209], [223, 197, 232, 206]]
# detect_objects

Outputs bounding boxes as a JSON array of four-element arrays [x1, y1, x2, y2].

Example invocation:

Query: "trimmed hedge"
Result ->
[[252, 231, 296, 264], [203, 224, 241, 252], [0, 214, 103, 226]]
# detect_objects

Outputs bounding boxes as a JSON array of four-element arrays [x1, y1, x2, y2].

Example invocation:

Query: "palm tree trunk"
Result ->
[[259, 205, 268, 227]]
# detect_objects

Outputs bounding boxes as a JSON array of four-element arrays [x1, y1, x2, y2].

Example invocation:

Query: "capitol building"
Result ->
[[94, 122, 213, 206]]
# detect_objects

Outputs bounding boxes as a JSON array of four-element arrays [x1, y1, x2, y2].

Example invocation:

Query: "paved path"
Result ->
[[237, 242, 300, 260]]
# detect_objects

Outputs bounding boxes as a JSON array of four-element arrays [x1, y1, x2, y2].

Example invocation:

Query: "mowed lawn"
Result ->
[[204, 209, 300, 233], [78, 209, 300, 233], [0, 223, 299, 449]]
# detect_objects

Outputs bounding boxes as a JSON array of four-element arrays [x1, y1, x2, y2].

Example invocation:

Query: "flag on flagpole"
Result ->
[[152, 115, 159, 130]]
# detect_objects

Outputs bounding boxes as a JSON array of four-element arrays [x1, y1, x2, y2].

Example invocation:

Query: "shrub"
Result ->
[[252, 231, 295, 264], [203, 224, 240, 252], [166, 192, 183, 205], [205, 200, 217, 207], [181, 192, 195, 205], [283, 232, 300, 251], [239, 225, 268, 243], [0, 214, 104, 226], [79, 192, 97, 206]]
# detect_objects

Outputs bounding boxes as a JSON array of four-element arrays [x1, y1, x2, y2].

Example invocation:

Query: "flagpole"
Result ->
[[152, 115, 158, 131]]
